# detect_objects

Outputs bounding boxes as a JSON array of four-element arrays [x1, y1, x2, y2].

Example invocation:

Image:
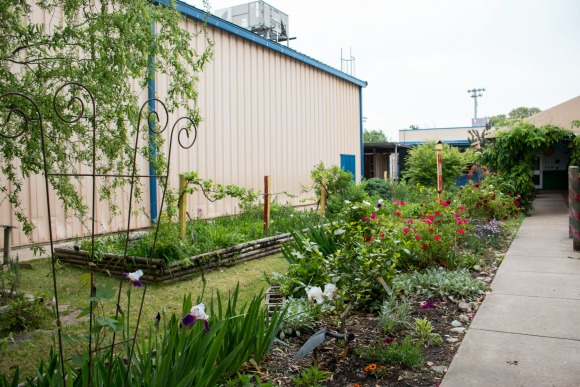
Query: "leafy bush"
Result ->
[[279, 298, 317, 338], [310, 162, 353, 202], [326, 181, 369, 218], [0, 295, 47, 336], [403, 142, 468, 188], [458, 176, 522, 221], [392, 268, 486, 300], [363, 178, 391, 199], [358, 336, 424, 370]]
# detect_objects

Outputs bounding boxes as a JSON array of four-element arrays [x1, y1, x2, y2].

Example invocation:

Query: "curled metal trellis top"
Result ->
[[0, 92, 41, 139]]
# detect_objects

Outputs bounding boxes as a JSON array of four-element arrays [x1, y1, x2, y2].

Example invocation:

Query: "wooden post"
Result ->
[[319, 177, 327, 216], [179, 174, 187, 240], [569, 166, 580, 250], [384, 171, 388, 181], [435, 141, 443, 201], [264, 176, 270, 233], [2, 226, 14, 265]]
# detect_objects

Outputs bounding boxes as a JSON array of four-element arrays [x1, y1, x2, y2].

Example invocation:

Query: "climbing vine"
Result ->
[[481, 122, 574, 211]]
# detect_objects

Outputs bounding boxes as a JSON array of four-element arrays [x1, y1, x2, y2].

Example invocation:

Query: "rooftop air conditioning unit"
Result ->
[[215, 1, 289, 42]]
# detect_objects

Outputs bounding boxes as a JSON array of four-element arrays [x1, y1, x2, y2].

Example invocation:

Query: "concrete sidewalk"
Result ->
[[442, 191, 580, 387]]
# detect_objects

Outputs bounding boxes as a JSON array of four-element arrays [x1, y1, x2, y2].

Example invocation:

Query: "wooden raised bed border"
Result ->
[[54, 233, 292, 284]]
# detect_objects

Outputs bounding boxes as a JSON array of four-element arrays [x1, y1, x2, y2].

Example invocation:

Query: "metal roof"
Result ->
[[175, 1, 368, 88]]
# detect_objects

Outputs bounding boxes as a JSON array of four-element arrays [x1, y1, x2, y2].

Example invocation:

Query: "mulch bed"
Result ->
[[259, 298, 473, 387]]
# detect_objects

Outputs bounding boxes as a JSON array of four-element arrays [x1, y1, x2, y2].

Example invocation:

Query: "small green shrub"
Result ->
[[363, 178, 391, 199], [358, 336, 424, 370], [392, 268, 486, 300], [414, 318, 443, 346], [0, 295, 47, 336], [291, 365, 332, 387], [403, 142, 467, 188], [379, 297, 412, 335], [279, 298, 317, 338], [326, 182, 369, 218]]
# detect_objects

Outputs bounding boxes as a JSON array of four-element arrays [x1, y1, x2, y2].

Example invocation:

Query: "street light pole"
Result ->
[[467, 88, 485, 120]]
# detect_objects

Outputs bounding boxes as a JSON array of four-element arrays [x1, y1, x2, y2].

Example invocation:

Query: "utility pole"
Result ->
[[467, 88, 485, 119]]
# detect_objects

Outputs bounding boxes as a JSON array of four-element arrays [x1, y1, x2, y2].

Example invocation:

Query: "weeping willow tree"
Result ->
[[0, 0, 213, 239]]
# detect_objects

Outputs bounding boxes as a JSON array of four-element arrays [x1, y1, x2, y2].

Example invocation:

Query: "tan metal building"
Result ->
[[1, 2, 367, 248]]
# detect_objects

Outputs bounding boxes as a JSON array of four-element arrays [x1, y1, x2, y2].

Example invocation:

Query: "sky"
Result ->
[[184, 0, 580, 141]]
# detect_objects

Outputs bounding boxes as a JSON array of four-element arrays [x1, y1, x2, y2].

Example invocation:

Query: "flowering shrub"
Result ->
[[458, 175, 521, 221]]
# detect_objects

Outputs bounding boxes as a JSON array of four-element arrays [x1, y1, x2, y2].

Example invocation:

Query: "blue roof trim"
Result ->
[[400, 140, 471, 146], [399, 126, 486, 132], [174, 1, 367, 88]]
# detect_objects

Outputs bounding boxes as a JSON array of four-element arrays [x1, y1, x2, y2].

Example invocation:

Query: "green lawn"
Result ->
[[0, 254, 288, 379]]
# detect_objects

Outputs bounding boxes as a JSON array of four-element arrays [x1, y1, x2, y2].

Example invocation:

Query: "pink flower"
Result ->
[[446, 199, 451, 205], [396, 210, 401, 216], [428, 215, 434, 221], [394, 200, 399, 205], [434, 235, 441, 241], [435, 211, 441, 216], [400, 201, 406, 206], [457, 229, 465, 234], [459, 205, 466, 211], [380, 233, 385, 238], [403, 228, 411, 234], [454, 213, 460, 218], [371, 213, 377, 220], [514, 200, 521, 206], [463, 219, 469, 224], [508, 193, 513, 197], [421, 243, 428, 250], [364, 217, 370, 221], [408, 219, 414, 225], [429, 227, 434, 233], [475, 183, 480, 188], [415, 235, 421, 241], [456, 219, 463, 225], [493, 173, 497, 177]]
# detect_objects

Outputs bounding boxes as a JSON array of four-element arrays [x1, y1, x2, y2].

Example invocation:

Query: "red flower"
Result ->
[[400, 201, 406, 206], [428, 215, 434, 221], [434, 235, 441, 241], [508, 193, 513, 197], [454, 213, 460, 218], [396, 210, 401, 216], [459, 206, 465, 211], [371, 213, 377, 220], [503, 215, 508, 220], [514, 200, 521, 206], [475, 183, 480, 188], [456, 219, 463, 225], [408, 219, 414, 225], [393, 200, 399, 205], [435, 211, 441, 216], [421, 243, 428, 250], [446, 199, 451, 205], [457, 229, 465, 234], [463, 219, 469, 224], [429, 227, 434, 233], [380, 233, 385, 238], [415, 235, 421, 241], [364, 217, 370, 221], [403, 228, 411, 233], [493, 173, 497, 177]]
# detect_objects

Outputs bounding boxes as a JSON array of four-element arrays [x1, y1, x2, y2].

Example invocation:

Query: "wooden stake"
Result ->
[[320, 177, 327, 216], [179, 174, 187, 240], [264, 176, 270, 233]]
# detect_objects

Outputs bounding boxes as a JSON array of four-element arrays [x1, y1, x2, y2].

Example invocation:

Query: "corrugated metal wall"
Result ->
[[1, 7, 362, 247]]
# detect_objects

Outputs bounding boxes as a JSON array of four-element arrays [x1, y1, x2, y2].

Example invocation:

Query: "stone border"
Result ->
[[54, 233, 292, 284]]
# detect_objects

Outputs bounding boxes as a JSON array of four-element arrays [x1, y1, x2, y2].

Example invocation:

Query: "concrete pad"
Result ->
[[442, 329, 580, 387], [471, 294, 580, 340], [491, 270, 580, 299], [499, 256, 580, 275]]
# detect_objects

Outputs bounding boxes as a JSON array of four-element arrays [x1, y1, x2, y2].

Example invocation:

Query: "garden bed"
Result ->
[[55, 233, 291, 283]]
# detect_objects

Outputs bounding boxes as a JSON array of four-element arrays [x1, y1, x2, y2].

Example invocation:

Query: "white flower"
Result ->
[[189, 303, 209, 320], [306, 286, 324, 304], [344, 200, 351, 204], [123, 270, 144, 286], [323, 283, 337, 300], [363, 201, 371, 207]]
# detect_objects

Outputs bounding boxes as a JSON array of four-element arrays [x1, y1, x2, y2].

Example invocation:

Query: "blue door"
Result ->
[[340, 154, 356, 181]]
